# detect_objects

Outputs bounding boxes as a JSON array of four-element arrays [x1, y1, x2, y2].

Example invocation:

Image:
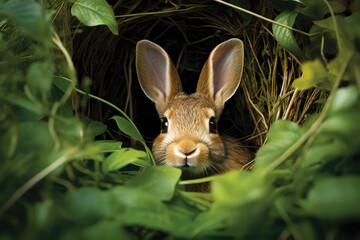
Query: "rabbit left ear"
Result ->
[[136, 40, 183, 116], [196, 38, 244, 117]]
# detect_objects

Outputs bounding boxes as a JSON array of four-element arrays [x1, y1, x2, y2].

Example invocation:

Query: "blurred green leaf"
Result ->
[[64, 188, 112, 224], [318, 112, 360, 147], [0, 0, 51, 44], [111, 115, 144, 143], [293, 59, 331, 90], [5, 93, 43, 120], [327, 85, 359, 116], [71, 140, 122, 162], [272, 11, 306, 59], [212, 170, 267, 206], [26, 62, 53, 100], [15, 121, 53, 156], [300, 140, 348, 168], [55, 117, 83, 142], [71, 0, 119, 35], [87, 140, 122, 152], [309, 25, 338, 57], [86, 120, 107, 138], [110, 186, 177, 234], [102, 148, 148, 173], [256, 120, 302, 168], [83, 221, 131, 240], [301, 176, 360, 219], [31, 200, 55, 231], [125, 166, 181, 201], [292, 221, 318, 240], [296, 0, 346, 20]]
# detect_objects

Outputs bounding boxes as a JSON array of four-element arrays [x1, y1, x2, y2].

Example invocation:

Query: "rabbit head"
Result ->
[[136, 39, 244, 178]]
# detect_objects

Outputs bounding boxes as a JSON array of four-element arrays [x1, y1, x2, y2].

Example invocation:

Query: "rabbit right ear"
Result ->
[[136, 40, 183, 116], [196, 38, 244, 117]]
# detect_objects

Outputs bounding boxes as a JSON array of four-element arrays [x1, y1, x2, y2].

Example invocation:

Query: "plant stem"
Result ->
[[51, 32, 77, 151], [274, 200, 301, 240]]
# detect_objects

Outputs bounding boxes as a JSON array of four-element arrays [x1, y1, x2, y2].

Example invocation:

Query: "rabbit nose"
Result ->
[[179, 148, 197, 156], [174, 146, 199, 158]]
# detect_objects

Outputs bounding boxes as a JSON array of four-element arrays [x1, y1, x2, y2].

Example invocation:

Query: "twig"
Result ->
[[214, 0, 318, 36]]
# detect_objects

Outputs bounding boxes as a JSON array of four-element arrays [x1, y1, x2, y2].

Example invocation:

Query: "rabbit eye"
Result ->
[[209, 117, 217, 134], [161, 118, 168, 134]]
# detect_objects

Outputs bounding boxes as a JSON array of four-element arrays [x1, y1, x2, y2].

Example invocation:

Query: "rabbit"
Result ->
[[135, 38, 253, 192]]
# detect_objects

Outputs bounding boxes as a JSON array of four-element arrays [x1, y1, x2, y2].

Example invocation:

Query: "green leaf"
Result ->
[[26, 62, 53, 99], [102, 148, 148, 173], [125, 166, 181, 201], [86, 120, 107, 138], [71, 0, 118, 35], [256, 120, 302, 168], [272, 11, 306, 59], [301, 176, 360, 219], [293, 59, 331, 90], [53, 76, 72, 93], [111, 115, 144, 143], [0, 0, 51, 44]]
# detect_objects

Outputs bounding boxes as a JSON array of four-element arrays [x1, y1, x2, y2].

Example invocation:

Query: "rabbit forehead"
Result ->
[[164, 93, 215, 132]]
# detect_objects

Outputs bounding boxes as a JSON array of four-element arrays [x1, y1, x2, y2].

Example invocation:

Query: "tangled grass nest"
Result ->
[[53, 0, 320, 167]]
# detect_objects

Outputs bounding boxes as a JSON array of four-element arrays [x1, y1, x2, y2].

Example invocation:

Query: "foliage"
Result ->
[[0, 0, 359, 239]]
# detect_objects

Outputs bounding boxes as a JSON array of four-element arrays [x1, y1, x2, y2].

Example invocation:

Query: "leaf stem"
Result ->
[[322, 0, 342, 51], [179, 175, 219, 185]]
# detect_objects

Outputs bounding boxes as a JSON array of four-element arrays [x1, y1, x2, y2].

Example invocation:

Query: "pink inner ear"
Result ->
[[145, 47, 169, 101], [211, 47, 235, 99]]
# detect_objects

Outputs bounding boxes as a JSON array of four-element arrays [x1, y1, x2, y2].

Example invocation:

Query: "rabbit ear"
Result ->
[[136, 40, 182, 115], [196, 38, 244, 116]]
